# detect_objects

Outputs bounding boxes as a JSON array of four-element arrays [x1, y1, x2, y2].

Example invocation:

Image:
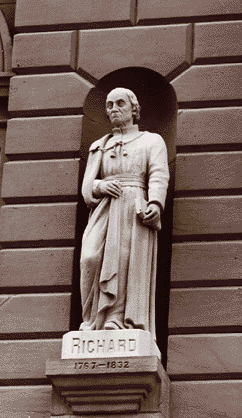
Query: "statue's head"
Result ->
[[106, 87, 141, 127]]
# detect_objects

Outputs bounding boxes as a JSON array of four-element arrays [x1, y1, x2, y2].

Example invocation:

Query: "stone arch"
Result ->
[[79, 67, 177, 366], [81, 67, 177, 165], [0, 10, 12, 73]]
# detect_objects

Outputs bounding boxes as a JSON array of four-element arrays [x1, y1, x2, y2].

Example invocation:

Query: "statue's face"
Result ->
[[106, 89, 133, 127]]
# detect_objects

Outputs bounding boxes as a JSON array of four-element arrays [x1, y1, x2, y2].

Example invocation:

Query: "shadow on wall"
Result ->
[[80, 67, 177, 166], [73, 67, 177, 368]]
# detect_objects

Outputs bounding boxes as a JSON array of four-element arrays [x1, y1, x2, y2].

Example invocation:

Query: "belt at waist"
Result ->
[[103, 174, 146, 189]]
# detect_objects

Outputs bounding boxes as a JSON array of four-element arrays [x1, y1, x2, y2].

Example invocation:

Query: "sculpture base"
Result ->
[[62, 329, 161, 359], [46, 331, 170, 417]]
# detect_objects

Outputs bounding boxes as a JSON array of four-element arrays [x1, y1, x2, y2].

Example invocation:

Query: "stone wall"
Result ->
[[0, 0, 242, 416]]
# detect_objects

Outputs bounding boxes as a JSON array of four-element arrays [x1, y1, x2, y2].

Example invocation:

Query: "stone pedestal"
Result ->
[[61, 329, 161, 359], [46, 330, 170, 418]]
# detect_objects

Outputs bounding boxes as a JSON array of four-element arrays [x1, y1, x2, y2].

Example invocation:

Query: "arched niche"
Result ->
[[79, 67, 177, 367], [81, 67, 177, 166]]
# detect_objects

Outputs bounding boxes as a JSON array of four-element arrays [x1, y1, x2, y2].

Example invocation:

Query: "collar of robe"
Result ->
[[112, 124, 139, 136], [106, 125, 143, 147], [105, 125, 144, 158]]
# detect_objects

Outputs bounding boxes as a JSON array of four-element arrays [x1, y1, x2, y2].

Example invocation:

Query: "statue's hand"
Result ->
[[143, 203, 161, 228], [99, 180, 122, 198]]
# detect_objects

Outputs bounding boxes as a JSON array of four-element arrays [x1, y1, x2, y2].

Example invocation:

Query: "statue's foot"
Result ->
[[104, 321, 120, 330]]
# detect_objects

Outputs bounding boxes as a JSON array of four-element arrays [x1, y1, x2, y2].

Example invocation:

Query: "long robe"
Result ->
[[80, 125, 169, 340]]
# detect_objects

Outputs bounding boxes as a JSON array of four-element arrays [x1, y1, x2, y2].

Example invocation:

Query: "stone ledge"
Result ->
[[46, 355, 170, 417]]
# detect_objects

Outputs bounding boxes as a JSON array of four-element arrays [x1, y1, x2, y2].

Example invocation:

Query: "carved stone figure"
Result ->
[[79, 88, 169, 339]]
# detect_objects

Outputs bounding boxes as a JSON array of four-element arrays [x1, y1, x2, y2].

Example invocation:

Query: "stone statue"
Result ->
[[79, 88, 169, 339]]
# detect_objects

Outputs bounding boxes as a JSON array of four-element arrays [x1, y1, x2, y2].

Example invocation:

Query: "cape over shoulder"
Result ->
[[89, 134, 111, 152]]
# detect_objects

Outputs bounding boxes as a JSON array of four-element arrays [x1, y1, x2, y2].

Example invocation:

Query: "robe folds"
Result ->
[[80, 125, 169, 340]]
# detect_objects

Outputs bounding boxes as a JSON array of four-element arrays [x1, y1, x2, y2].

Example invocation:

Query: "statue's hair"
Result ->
[[106, 88, 141, 122]]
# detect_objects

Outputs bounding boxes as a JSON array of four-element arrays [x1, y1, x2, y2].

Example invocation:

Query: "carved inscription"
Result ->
[[74, 360, 130, 371], [72, 338, 136, 355]]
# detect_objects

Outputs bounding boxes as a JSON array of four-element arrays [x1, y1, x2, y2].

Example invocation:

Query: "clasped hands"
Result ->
[[97, 179, 160, 229]]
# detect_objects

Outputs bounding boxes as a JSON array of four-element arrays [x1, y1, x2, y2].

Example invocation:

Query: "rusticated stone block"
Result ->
[[173, 196, 242, 236], [0, 386, 52, 418], [169, 287, 242, 330], [177, 107, 242, 146], [0, 248, 74, 287], [0, 202, 77, 241], [0, 293, 71, 333], [172, 63, 242, 102], [0, 339, 61, 380], [12, 31, 77, 73], [1, 386, 53, 418], [171, 242, 242, 283], [2, 159, 80, 198], [8, 73, 93, 115], [137, 0, 242, 22], [5, 115, 83, 154], [175, 152, 242, 191], [171, 381, 242, 418], [194, 21, 242, 61], [15, 0, 133, 29], [167, 334, 242, 375], [78, 24, 192, 80]]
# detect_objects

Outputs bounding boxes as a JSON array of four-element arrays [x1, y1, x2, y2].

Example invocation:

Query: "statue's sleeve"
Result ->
[[147, 133, 169, 210], [81, 142, 103, 209]]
